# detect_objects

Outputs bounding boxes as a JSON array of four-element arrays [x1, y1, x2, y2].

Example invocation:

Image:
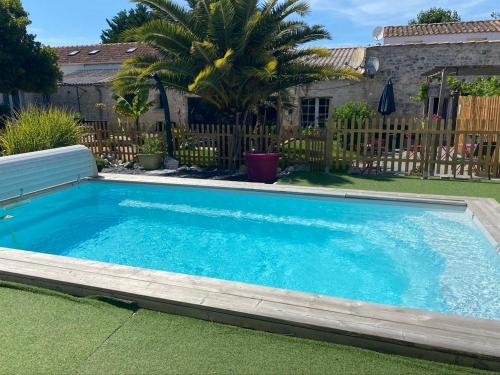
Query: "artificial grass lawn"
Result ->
[[280, 171, 500, 202], [0, 282, 495, 375], [0, 282, 133, 375]]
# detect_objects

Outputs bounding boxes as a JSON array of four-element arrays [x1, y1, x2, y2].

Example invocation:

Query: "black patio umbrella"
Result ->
[[378, 78, 396, 117], [378, 78, 397, 148]]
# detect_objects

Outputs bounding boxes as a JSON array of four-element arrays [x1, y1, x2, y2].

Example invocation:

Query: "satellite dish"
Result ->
[[365, 57, 380, 79], [372, 26, 384, 41]]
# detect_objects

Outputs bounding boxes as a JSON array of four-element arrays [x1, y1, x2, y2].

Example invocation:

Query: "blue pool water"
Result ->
[[1, 182, 499, 320]]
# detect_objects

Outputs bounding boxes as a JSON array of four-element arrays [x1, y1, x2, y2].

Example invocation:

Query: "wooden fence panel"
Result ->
[[80, 118, 500, 178], [328, 118, 500, 179]]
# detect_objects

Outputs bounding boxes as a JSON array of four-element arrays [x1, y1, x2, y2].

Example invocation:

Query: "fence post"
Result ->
[[324, 118, 335, 173], [96, 129, 103, 156]]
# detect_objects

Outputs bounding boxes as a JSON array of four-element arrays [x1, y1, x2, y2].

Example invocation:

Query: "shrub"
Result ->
[[335, 102, 376, 127], [140, 136, 164, 154], [0, 106, 82, 155]]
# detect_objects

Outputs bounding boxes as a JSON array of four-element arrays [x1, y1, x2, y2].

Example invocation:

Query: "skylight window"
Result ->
[[67, 50, 80, 56], [88, 49, 101, 55], [126, 47, 138, 53]]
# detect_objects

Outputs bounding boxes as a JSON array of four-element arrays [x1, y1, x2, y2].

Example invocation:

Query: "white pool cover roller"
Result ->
[[0, 145, 98, 202]]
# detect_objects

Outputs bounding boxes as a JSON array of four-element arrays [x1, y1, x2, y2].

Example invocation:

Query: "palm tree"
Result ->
[[114, 0, 361, 162], [114, 88, 154, 130]]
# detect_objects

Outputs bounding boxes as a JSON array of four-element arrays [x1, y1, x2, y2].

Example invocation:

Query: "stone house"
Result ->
[[17, 20, 500, 128], [296, 40, 500, 123], [25, 42, 367, 128], [23, 43, 178, 128]]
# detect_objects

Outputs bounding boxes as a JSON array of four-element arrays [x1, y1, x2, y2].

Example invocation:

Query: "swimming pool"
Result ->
[[1, 181, 499, 320]]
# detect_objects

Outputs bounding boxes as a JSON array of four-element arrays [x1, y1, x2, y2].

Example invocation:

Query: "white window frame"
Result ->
[[300, 97, 331, 127]]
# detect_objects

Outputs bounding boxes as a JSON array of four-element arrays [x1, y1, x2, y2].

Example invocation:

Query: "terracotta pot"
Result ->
[[137, 153, 163, 170], [245, 152, 279, 184]]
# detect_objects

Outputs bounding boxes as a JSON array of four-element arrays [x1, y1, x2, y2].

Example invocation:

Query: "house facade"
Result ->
[[26, 43, 368, 128], [24, 43, 186, 128], [19, 20, 500, 128], [299, 40, 500, 121]]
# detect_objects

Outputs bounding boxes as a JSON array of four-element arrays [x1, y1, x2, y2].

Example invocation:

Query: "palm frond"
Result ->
[[134, 19, 198, 57], [273, 24, 331, 50], [276, 47, 329, 63], [134, 0, 195, 33], [191, 40, 218, 64], [271, 0, 310, 19], [208, 0, 236, 50]]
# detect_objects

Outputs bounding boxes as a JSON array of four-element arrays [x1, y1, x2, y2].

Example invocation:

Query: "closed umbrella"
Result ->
[[378, 78, 396, 117], [378, 78, 397, 149]]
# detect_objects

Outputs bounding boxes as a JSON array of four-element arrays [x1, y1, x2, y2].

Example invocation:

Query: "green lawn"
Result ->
[[280, 171, 500, 202], [0, 282, 495, 375]]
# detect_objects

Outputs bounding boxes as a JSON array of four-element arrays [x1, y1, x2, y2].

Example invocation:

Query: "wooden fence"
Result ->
[[330, 118, 499, 179], [457, 96, 500, 147], [80, 122, 164, 163], [80, 118, 500, 179], [172, 123, 327, 170], [458, 96, 500, 124]]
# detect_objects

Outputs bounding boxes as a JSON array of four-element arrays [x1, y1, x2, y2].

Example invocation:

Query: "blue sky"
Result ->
[[24, 0, 498, 48]]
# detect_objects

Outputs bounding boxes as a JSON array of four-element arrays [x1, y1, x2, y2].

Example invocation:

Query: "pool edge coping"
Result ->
[[0, 247, 499, 371]]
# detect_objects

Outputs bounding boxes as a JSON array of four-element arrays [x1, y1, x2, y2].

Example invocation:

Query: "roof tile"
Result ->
[[307, 47, 366, 69], [55, 42, 157, 65], [384, 20, 500, 38]]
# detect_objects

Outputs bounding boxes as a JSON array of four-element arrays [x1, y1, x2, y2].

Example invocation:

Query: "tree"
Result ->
[[0, 0, 62, 95], [114, 0, 361, 161], [114, 88, 154, 130], [101, 4, 156, 43], [492, 12, 500, 20], [409, 8, 461, 25]]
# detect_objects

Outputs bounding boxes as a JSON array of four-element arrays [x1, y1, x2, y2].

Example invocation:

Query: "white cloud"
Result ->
[[28, 26, 95, 47], [309, 0, 491, 26]]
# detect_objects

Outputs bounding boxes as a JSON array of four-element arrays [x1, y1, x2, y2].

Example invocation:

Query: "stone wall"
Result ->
[[287, 40, 500, 126], [30, 85, 187, 127]]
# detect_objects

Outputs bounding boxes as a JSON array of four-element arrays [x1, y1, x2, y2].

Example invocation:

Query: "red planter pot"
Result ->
[[245, 152, 279, 184]]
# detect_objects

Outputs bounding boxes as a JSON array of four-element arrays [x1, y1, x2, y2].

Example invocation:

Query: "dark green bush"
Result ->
[[335, 102, 376, 127]]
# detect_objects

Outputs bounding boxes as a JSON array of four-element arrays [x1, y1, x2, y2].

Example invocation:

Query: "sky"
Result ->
[[23, 0, 498, 48]]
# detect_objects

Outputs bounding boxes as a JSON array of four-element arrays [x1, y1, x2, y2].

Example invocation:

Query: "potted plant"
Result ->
[[245, 151, 280, 183], [244, 123, 280, 184], [138, 136, 164, 170]]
